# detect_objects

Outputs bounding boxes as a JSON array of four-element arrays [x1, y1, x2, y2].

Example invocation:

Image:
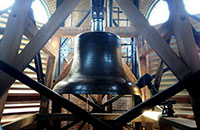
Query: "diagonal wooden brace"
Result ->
[[114, 0, 191, 80], [0, 60, 113, 130]]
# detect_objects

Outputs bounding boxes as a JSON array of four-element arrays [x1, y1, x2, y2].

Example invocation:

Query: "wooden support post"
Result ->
[[154, 38, 172, 90], [0, 0, 32, 120], [44, 36, 60, 88], [167, 0, 200, 128], [114, 0, 191, 80], [136, 35, 150, 100], [56, 26, 141, 38], [39, 36, 60, 115]]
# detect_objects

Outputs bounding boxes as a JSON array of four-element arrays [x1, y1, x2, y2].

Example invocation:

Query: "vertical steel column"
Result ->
[[109, 0, 113, 27]]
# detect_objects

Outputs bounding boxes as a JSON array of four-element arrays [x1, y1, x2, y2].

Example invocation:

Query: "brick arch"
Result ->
[[140, 0, 157, 17], [44, 0, 56, 14]]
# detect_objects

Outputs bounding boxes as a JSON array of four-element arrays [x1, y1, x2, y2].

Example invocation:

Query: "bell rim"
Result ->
[[53, 79, 141, 96]]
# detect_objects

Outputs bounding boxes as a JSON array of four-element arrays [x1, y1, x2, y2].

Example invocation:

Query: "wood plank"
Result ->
[[2, 113, 37, 130], [122, 60, 137, 83], [56, 26, 141, 38], [0, 0, 32, 120], [159, 117, 197, 130], [114, 0, 191, 80]]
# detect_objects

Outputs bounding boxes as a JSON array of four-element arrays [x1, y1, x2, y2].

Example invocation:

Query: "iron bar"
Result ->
[[60, 10, 90, 47], [114, 70, 200, 126], [27, 65, 46, 77], [0, 60, 113, 130], [34, 53, 44, 84], [73, 94, 106, 113]]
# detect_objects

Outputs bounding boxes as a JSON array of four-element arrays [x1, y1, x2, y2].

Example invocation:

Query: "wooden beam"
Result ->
[[24, 18, 56, 56], [2, 113, 37, 130], [122, 60, 137, 83], [39, 37, 60, 114], [114, 0, 191, 80], [0, 0, 32, 120], [13, 0, 80, 71], [0, 0, 32, 63], [56, 26, 141, 38], [0, 0, 80, 98], [44, 56, 56, 88], [169, 0, 200, 72], [53, 58, 73, 87], [159, 117, 197, 130], [154, 38, 171, 90], [139, 21, 173, 58], [167, 0, 200, 128]]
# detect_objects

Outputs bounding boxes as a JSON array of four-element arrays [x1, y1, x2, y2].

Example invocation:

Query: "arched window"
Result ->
[[0, 0, 50, 24], [147, 0, 200, 25]]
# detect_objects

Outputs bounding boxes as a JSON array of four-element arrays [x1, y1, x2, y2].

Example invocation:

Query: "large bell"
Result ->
[[53, 32, 140, 95]]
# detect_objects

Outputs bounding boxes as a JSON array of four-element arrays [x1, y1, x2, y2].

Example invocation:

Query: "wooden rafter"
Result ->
[[0, 0, 80, 122], [114, 0, 191, 80], [0, 0, 32, 120], [24, 18, 56, 57], [56, 26, 141, 38], [168, 0, 200, 127], [139, 20, 173, 58], [0, 0, 80, 98]]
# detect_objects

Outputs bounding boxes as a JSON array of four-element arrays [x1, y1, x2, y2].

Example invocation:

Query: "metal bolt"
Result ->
[[180, 15, 186, 21]]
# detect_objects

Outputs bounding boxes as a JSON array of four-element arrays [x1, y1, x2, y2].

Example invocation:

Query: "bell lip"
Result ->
[[53, 80, 141, 96]]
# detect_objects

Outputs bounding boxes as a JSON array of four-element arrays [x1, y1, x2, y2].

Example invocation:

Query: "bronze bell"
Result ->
[[53, 32, 140, 95]]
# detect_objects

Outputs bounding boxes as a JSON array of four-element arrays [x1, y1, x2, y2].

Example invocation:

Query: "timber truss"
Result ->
[[0, 0, 200, 129]]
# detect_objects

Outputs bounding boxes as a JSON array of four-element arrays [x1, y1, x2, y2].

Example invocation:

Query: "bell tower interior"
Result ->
[[0, 0, 200, 129]]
